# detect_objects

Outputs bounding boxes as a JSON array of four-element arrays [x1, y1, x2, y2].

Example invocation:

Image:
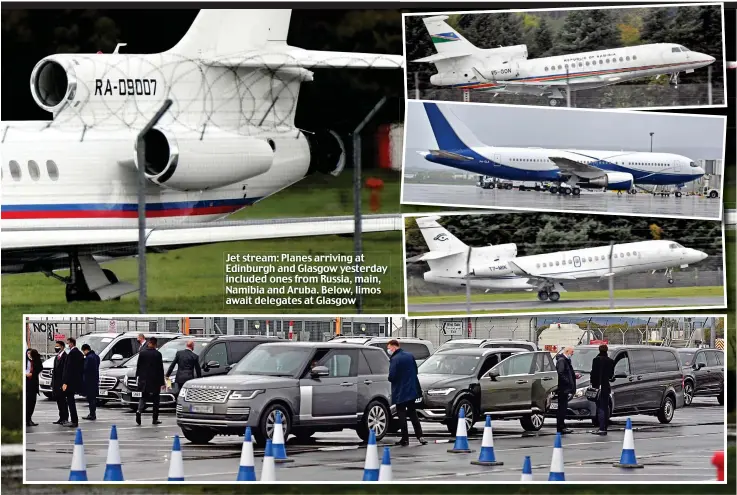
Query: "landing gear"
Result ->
[[669, 72, 680, 88], [537, 289, 561, 302], [550, 185, 573, 195], [572, 187, 581, 196], [549, 291, 561, 302], [664, 267, 674, 285], [537, 291, 549, 301], [43, 254, 131, 303]]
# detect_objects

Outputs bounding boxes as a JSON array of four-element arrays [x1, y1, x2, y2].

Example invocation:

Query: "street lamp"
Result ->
[[649, 132, 654, 152]]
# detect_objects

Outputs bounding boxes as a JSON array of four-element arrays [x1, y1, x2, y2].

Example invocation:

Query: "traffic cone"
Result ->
[[362, 428, 380, 481], [471, 415, 502, 466], [167, 435, 184, 481], [448, 407, 474, 453], [103, 425, 124, 481], [613, 418, 643, 468], [272, 411, 293, 463], [68, 428, 88, 481], [520, 455, 533, 481], [261, 439, 276, 482], [548, 432, 565, 481], [378, 447, 392, 481], [236, 427, 256, 481]]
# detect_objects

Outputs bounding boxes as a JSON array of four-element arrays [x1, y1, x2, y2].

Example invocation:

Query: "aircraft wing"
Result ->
[[205, 49, 404, 69], [427, 149, 475, 161], [507, 260, 579, 281], [547, 156, 604, 179], [2, 215, 403, 250], [406, 250, 465, 263]]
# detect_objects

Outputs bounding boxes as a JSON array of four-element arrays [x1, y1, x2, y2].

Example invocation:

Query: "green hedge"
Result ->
[[1, 361, 22, 442]]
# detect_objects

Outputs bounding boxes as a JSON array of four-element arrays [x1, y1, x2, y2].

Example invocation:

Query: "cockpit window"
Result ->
[[690, 162, 697, 167], [672, 47, 682, 53], [669, 243, 683, 249], [679, 46, 690, 52]]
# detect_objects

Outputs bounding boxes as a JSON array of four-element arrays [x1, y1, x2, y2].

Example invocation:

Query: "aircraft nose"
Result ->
[[694, 249, 708, 262]]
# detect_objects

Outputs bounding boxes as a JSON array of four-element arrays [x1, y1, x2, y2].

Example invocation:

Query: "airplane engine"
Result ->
[[135, 128, 274, 191], [475, 243, 518, 260], [305, 130, 346, 176], [588, 172, 634, 191], [30, 55, 83, 114]]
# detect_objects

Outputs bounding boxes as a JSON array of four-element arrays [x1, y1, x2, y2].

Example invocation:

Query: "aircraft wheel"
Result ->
[[563, 187, 572, 195], [519, 185, 526, 192], [631, 189, 637, 195], [668, 278, 674, 285], [549, 186, 558, 194], [675, 191, 682, 198], [572, 188, 581, 196], [505, 183, 513, 190], [535, 186, 541, 191], [65, 282, 100, 303], [709, 190, 718, 199], [537, 291, 549, 301], [549, 292, 561, 302], [549, 98, 562, 107]]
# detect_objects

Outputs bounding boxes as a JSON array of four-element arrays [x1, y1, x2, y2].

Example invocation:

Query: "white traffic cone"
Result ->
[[68, 428, 87, 481], [448, 407, 474, 453], [237, 427, 256, 481], [521, 455, 533, 481], [613, 418, 643, 468], [103, 425, 124, 481], [272, 411, 293, 463], [362, 428, 380, 481], [378, 446, 392, 481], [261, 439, 276, 482], [548, 432, 565, 481], [167, 435, 184, 481], [471, 415, 502, 466]]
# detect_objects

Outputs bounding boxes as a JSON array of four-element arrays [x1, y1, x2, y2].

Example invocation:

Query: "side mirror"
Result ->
[[310, 365, 329, 378], [695, 362, 706, 370], [111, 354, 124, 361], [614, 372, 627, 379], [488, 369, 500, 381], [206, 361, 220, 369]]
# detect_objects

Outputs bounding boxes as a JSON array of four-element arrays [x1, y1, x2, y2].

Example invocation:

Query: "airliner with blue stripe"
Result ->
[[418, 102, 705, 194]]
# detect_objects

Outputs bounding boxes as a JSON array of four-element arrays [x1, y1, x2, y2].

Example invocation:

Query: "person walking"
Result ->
[[556, 346, 576, 435], [25, 349, 43, 427], [135, 337, 165, 426], [81, 344, 101, 421], [50, 340, 68, 425], [590, 344, 615, 436], [61, 338, 85, 428], [166, 340, 202, 397], [387, 340, 427, 446]]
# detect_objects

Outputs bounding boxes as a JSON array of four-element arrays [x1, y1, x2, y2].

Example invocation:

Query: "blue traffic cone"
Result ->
[[471, 415, 502, 466], [362, 428, 380, 481], [521, 455, 533, 481], [272, 411, 294, 463], [103, 425, 124, 481], [261, 439, 276, 481], [167, 435, 184, 481], [448, 407, 474, 453], [613, 418, 644, 469], [378, 446, 392, 481], [236, 427, 257, 481], [548, 432, 565, 481], [68, 428, 88, 481]]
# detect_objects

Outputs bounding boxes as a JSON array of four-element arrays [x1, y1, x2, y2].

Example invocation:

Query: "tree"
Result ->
[[640, 8, 672, 44], [403, 15, 437, 93], [618, 22, 641, 46], [463, 13, 525, 48], [534, 16, 554, 56], [553, 9, 622, 54]]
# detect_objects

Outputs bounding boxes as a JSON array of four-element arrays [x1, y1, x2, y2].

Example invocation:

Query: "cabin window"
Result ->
[[599, 60, 603, 65], [562, 260, 566, 265], [28, 160, 40, 181], [606, 58, 610, 63], [626, 56, 630, 61], [536, 263, 540, 268], [632, 251, 637, 256], [585, 61, 590, 66], [558, 65, 562, 70], [595, 256, 599, 261], [9, 160, 21, 181], [578, 62, 583, 67], [619, 57, 623, 62], [46, 160, 59, 181], [633, 55, 637, 60], [555, 261, 560, 266], [627, 252, 631, 257], [588, 257, 593, 262]]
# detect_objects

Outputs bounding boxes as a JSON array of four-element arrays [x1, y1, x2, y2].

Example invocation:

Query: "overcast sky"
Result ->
[[404, 101, 726, 171]]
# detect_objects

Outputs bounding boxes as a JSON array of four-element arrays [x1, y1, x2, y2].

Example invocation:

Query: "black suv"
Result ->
[[678, 348, 725, 406], [122, 335, 282, 409], [550, 345, 685, 426]]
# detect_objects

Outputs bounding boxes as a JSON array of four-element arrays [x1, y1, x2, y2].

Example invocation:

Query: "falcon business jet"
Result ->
[[408, 216, 708, 302], [0, 9, 403, 302], [417, 102, 706, 195], [413, 15, 716, 106]]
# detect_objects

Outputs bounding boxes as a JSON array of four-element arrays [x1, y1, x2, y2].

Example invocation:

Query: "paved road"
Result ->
[[25, 397, 725, 483], [402, 184, 722, 220], [408, 296, 725, 315]]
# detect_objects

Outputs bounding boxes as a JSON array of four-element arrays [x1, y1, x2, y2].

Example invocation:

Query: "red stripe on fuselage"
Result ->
[[1, 205, 243, 220]]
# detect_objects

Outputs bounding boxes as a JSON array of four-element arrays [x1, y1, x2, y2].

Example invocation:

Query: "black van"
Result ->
[[550, 345, 685, 425]]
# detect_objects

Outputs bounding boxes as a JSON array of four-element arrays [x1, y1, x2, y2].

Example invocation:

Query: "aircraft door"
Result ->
[[674, 160, 683, 173], [493, 154, 502, 168], [573, 256, 581, 268]]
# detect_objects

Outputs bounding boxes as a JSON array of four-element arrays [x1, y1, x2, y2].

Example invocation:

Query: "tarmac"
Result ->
[[407, 296, 726, 315], [23, 396, 726, 483], [402, 183, 723, 220]]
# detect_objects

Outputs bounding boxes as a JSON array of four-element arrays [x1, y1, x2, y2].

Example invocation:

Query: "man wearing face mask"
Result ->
[[556, 346, 577, 435], [387, 340, 427, 446], [50, 341, 68, 425], [62, 337, 85, 428]]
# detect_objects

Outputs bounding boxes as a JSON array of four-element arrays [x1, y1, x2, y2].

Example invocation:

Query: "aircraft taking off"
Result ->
[[0, 9, 403, 302], [408, 216, 708, 302], [417, 102, 706, 195], [413, 15, 716, 106]]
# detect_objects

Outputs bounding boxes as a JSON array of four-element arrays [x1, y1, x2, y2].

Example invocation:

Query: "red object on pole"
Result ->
[[288, 321, 294, 341], [365, 177, 384, 212], [711, 451, 724, 481], [467, 320, 472, 337]]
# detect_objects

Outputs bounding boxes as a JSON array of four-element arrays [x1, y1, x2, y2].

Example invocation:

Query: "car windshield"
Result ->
[[230, 346, 312, 377], [437, 341, 479, 352], [567, 348, 601, 373], [76, 335, 115, 355], [678, 351, 695, 367], [159, 339, 210, 362], [418, 354, 481, 375]]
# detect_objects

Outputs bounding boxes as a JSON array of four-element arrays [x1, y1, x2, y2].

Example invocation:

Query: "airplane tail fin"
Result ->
[[415, 215, 468, 254], [422, 16, 478, 57], [423, 102, 486, 151]]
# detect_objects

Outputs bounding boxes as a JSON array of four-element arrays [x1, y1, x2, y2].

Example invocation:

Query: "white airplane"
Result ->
[[408, 216, 708, 302], [416, 102, 706, 195], [413, 15, 716, 106], [0, 9, 403, 302]]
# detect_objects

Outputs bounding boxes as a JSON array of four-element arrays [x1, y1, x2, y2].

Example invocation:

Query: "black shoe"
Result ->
[[26, 421, 38, 427], [152, 420, 162, 425], [136, 413, 141, 426], [52, 419, 64, 425], [417, 437, 428, 445], [83, 415, 96, 421], [65, 422, 79, 428], [395, 439, 409, 446], [558, 428, 573, 435], [592, 431, 607, 436]]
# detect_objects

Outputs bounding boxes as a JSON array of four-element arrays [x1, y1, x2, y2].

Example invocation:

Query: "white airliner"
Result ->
[[416, 102, 706, 195], [413, 15, 716, 106], [0, 9, 403, 302], [408, 216, 708, 302]]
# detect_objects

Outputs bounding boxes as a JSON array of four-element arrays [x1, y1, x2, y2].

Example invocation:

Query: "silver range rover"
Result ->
[[176, 342, 392, 446]]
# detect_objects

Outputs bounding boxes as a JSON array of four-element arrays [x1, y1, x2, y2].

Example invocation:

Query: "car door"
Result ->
[[711, 350, 725, 393], [627, 349, 660, 411], [610, 351, 638, 413], [301, 348, 358, 422], [692, 350, 710, 392], [705, 351, 721, 393], [200, 342, 229, 377], [480, 352, 535, 413], [531, 352, 557, 411]]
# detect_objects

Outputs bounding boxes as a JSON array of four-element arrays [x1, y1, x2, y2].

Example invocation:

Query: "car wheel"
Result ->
[[255, 403, 291, 447], [520, 413, 544, 431], [446, 398, 474, 435], [357, 400, 389, 442], [683, 381, 694, 406], [181, 427, 215, 444], [718, 390, 724, 405], [657, 395, 675, 424], [42, 392, 53, 400]]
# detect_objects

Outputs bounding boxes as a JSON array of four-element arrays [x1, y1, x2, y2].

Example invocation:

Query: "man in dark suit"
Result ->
[[50, 340, 68, 424], [133, 334, 146, 354], [590, 344, 615, 436], [61, 337, 85, 427], [81, 344, 101, 421], [556, 346, 577, 435], [166, 340, 202, 397], [387, 340, 427, 447], [136, 337, 165, 426]]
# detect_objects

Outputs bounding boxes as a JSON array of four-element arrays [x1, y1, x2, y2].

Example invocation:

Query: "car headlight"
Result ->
[[427, 388, 456, 396], [574, 386, 587, 398], [229, 390, 265, 400]]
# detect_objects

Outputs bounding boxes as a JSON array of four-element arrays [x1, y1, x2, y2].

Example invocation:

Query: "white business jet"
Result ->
[[413, 15, 716, 106], [0, 9, 403, 302], [407, 216, 708, 302]]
